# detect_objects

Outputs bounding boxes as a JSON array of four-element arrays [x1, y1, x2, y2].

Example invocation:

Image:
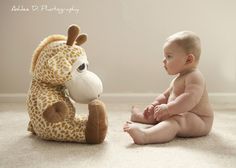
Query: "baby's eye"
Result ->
[[166, 55, 172, 59]]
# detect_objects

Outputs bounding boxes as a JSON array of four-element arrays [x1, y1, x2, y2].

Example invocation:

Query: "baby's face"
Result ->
[[162, 41, 188, 75]]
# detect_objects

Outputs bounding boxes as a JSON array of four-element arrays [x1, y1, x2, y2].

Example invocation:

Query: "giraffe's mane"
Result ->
[[30, 35, 66, 73]]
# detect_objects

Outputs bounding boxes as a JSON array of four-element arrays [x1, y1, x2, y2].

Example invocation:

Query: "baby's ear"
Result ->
[[47, 52, 72, 79], [186, 54, 195, 64]]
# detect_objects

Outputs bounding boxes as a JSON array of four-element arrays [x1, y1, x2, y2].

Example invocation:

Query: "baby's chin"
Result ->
[[164, 66, 179, 75], [166, 70, 178, 76]]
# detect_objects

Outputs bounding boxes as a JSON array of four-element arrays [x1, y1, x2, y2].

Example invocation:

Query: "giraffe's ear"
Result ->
[[47, 52, 72, 79], [66, 25, 79, 46], [76, 34, 87, 46]]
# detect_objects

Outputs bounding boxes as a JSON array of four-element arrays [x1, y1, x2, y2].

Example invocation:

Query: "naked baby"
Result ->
[[123, 31, 214, 145]]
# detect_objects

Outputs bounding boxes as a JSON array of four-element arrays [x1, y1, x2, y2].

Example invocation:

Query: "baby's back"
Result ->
[[191, 85, 213, 117]]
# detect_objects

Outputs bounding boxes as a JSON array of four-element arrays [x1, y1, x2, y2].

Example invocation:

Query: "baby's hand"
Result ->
[[153, 104, 170, 121], [143, 104, 154, 119]]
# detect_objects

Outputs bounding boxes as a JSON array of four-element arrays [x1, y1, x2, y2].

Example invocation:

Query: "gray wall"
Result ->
[[1, 0, 236, 94]]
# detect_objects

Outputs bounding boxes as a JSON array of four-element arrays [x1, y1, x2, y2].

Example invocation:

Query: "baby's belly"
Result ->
[[191, 102, 214, 118]]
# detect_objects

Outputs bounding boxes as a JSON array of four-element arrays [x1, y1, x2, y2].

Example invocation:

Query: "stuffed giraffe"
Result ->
[[26, 25, 108, 144]]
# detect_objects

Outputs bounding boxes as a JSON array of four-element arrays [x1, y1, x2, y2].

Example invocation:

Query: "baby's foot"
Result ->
[[123, 121, 147, 145], [131, 106, 157, 124], [130, 106, 142, 122]]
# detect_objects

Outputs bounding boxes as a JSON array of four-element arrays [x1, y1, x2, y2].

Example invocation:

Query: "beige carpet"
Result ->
[[0, 102, 236, 168]]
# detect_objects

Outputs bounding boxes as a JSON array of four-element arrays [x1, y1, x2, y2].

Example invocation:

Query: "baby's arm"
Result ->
[[144, 87, 171, 119], [151, 87, 171, 106], [154, 72, 205, 121]]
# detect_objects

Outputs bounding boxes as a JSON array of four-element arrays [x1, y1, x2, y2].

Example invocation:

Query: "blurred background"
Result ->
[[0, 0, 235, 100]]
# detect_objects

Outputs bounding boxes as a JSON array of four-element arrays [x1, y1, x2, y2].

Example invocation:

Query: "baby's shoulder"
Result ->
[[185, 69, 205, 84]]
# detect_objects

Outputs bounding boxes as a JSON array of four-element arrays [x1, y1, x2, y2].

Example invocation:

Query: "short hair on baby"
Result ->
[[167, 31, 201, 61]]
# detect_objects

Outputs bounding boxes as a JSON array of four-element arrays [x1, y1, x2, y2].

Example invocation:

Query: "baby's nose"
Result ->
[[162, 58, 166, 64]]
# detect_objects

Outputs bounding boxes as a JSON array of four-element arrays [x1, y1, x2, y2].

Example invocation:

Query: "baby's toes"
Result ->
[[123, 125, 130, 132], [123, 121, 133, 131]]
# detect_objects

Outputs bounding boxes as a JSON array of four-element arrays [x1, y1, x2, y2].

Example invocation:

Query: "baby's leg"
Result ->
[[123, 118, 180, 144], [124, 112, 210, 145], [130, 106, 157, 124]]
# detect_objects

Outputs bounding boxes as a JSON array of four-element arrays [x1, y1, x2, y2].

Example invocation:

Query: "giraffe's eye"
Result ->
[[77, 63, 85, 72]]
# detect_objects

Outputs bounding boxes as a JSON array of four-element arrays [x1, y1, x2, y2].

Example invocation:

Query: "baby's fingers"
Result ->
[[148, 106, 154, 113], [153, 111, 159, 121], [144, 111, 149, 119]]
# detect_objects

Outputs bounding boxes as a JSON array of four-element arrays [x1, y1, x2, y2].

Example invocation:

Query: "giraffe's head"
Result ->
[[31, 25, 103, 103]]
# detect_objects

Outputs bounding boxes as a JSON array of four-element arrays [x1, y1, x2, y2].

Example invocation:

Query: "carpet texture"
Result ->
[[0, 103, 236, 168]]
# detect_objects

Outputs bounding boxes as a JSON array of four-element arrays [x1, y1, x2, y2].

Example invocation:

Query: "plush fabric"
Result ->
[[26, 25, 108, 143]]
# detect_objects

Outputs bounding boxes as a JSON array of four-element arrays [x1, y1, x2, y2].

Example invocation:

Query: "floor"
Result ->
[[0, 102, 236, 168]]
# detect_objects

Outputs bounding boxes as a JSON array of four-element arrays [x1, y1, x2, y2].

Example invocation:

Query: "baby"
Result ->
[[123, 31, 214, 144]]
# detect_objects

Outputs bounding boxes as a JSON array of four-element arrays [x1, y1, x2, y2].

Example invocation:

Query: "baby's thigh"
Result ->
[[171, 112, 207, 137]]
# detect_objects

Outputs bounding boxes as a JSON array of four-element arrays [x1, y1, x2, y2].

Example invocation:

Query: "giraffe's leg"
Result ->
[[27, 121, 36, 134], [85, 99, 108, 144]]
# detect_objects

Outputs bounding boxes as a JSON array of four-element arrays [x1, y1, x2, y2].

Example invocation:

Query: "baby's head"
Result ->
[[163, 31, 201, 75]]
